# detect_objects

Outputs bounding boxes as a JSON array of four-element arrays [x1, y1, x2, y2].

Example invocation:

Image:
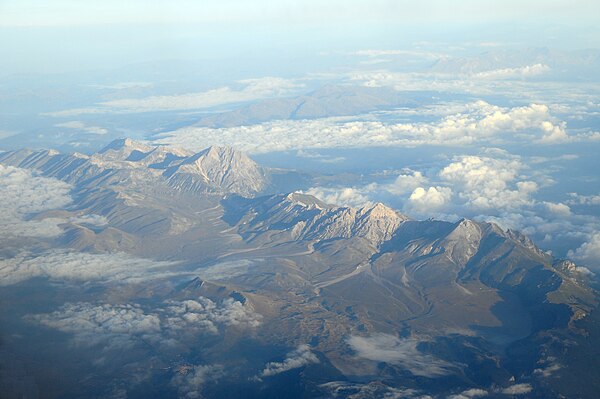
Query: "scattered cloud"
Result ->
[[26, 302, 162, 349], [473, 64, 550, 79], [568, 233, 600, 269], [407, 186, 453, 212], [567, 193, 600, 206], [261, 344, 319, 377], [500, 383, 533, 395], [55, 121, 108, 135], [304, 186, 373, 208], [386, 171, 428, 195], [163, 298, 261, 335], [0, 250, 181, 286], [534, 362, 562, 378], [46, 77, 304, 116], [88, 82, 154, 90], [0, 165, 72, 238], [447, 388, 489, 399], [171, 365, 223, 399], [319, 381, 420, 399], [439, 155, 537, 211], [26, 297, 261, 349], [347, 334, 453, 377]]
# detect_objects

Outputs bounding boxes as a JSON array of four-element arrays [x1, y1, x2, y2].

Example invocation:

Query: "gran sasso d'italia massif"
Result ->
[[1, 139, 598, 398]]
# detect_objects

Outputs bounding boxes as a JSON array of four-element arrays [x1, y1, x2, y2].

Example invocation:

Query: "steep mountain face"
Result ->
[[1, 140, 598, 399], [163, 146, 268, 196], [227, 192, 408, 248]]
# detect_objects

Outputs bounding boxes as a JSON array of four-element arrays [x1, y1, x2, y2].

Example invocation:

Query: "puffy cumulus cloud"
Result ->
[[568, 233, 600, 269], [261, 345, 319, 377], [27, 298, 261, 349], [163, 298, 261, 335], [0, 250, 180, 286], [544, 202, 571, 217], [0, 165, 72, 238], [55, 121, 108, 135], [47, 77, 303, 116], [407, 186, 453, 212], [304, 186, 373, 208], [500, 384, 533, 395], [171, 365, 223, 399], [439, 155, 537, 211], [347, 334, 453, 377], [155, 101, 574, 154], [386, 171, 428, 195], [567, 193, 600, 206], [26, 302, 162, 349], [447, 388, 488, 399]]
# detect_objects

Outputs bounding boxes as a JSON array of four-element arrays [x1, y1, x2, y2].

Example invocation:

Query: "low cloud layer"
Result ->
[[0, 250, 181, 286], [156, 101, 580, 154], [0, 165, 73, 238], [347, 333, 453, 377]]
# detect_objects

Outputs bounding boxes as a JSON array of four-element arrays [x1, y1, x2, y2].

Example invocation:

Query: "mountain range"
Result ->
[[0, 139, 598, 398]]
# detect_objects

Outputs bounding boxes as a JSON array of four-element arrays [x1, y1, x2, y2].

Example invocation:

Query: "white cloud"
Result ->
[[534, 363, 562, 378], [0, 165, 73, 238], [171, 365, 223, 399], [261, 344, 319, 377], [303, 170, 427, 209], [26, 297, 261, 349], [407, 186, 453, 212], [163, 298, 261, 335], [439, 155, 537, 211], [26, 302, 162, 349], [318, 381, 420, 399], [473, 64, 551, 79], [47, 77, 303, 115], [500, 383, 533, 395], [304, 186, 373, 208], [55, 120, 108, 135], [89, 82, 154, 90], [387, 171, 428, 195], [347, 334, 453, 377], [544, 202, 571, 216], [569, 233, 600, 269], [567, 193, 600, 205], [447, 388, 488, 399]]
